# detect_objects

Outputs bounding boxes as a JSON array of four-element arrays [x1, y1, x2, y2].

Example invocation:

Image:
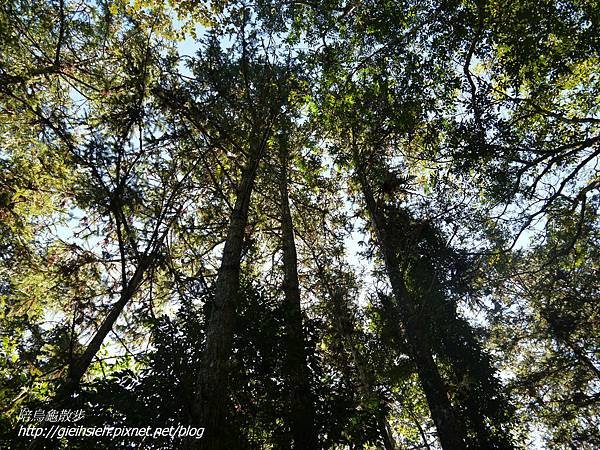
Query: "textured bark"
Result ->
[[353, 149, 467, 450], [278, 144, 318, 449], [193, 138, 264, 449]]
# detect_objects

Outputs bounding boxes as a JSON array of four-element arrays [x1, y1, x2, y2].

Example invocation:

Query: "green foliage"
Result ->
[[1, 0, 598, 449]]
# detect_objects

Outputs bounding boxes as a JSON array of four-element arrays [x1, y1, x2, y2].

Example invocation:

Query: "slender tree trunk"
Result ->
[[380, 418, 397, 450], [331, 292, 397, 450], [278, 142, 318, 449], [194, 137, 264, 449], [28, 256, 154, 450], [57, 254, 152, 399], [353, 149, 467, 450], [406, 400, 432, 450], [307, 247, 397, 449]]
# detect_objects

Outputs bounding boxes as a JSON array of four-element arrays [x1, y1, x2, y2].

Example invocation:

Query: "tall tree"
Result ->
[[162, 22, 296, 447], [2, 1, 598, 449], [277, 127, 317, 448]]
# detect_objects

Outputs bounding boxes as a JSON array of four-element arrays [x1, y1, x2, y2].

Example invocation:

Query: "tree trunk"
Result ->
[[194, 137, 264, 449], [353, 149, 467, 450], [331, 291, 397, 450], [28, 256, 154, 450], [278, 142, 318, 449], [59, 254, 152, 399]]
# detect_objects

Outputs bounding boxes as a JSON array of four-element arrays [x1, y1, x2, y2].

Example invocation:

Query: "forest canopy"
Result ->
[[0, 0, 598, 449]]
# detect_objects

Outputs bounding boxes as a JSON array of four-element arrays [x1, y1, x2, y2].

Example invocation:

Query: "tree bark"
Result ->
[[278, 142, 318, 449], [353, 148, 467, 450], [193, 136, 264, 449]]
